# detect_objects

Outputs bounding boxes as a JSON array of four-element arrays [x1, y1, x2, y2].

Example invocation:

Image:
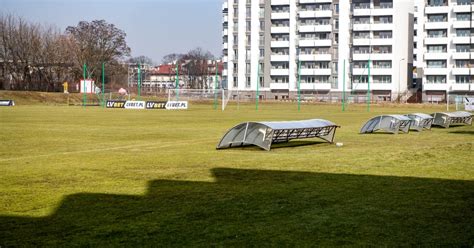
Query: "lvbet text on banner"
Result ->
[[166, 101, 188, 110]]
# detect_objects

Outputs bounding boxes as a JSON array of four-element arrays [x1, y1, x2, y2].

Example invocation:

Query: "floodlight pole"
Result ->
[[398, 58, 405, 103], [367, 59, 371, 112], [214, 62, 218, 110], [297, 49, 301, 112], [102, 62, 105, 107], [256, 63, 260, 111], [138, 63, 141, 101], [83, 63, 87, 108], [342, 59, 346, 111], [175, 62, 179, 101]]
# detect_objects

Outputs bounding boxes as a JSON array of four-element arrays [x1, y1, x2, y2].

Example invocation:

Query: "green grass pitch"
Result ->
[[0, 100, 473, 246]]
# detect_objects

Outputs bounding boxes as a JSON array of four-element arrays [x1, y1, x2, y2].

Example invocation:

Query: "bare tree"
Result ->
[[66, 20, 131, 83], [128, 55, 154, 65]]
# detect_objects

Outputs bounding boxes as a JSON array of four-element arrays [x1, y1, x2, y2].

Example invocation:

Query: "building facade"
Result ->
[[414, 0, 474, 103], [222, 0, 414, 102]]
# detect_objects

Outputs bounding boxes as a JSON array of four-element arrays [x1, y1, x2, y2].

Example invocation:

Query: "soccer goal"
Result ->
[[167, 88, 233, 110]]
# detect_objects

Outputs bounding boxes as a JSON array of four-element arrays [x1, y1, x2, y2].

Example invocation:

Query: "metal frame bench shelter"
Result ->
[[217, 119, 339, 151], [431, 111, 473, 128], [360, 115, 412, 134], [405, 113, 434, 131]]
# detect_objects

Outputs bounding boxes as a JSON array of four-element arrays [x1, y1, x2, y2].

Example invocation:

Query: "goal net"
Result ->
[[167, 88, 233, 110]]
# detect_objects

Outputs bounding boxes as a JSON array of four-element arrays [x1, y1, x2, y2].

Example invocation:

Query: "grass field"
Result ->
[[0, 92, 473, 246]]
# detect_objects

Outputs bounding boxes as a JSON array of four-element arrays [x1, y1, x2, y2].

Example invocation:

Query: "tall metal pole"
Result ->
[[83, 63, 86, 108], [175, 62, 179, 101], [342, 59, 346, 111], [102, 62, 105, 107], [256, 63, 260, 110], [138, 63, 141, 101], [398, 58, 405, 103], [214, 62, 218, 110], [367, 59, 371, 112], [297, 55, 301, 112]]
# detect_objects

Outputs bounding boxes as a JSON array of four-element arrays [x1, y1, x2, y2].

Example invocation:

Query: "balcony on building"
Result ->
[[222, 1, 228, 11], [300, 83, 332, 90], [300, 68, 332, 75], [456, 32, 473, 42], [452, 67, 470, 75], [271, 26, 290, 33], [372, 0, 393, 16], [425, 0, 450, 14], [299, 3, 332, 18], [352, 1, 371, 16], [271, 0, 291, 5], [299, 39, 332, 47], [299, 53, 332, 61], [453, 0, 472, 13], [271, 12, 290, 20], [270, 83, 290, 90], [424, 37, 448, 45], [271, 40, 290, 48], [299, 24, 332, 33], [270, 68, 290, 76], [423, 83, 447, 91], [424, 68, 448, 75], [424, 51, 449, 60], [425, 16, 449, 29], [271, 54, 290, 61]]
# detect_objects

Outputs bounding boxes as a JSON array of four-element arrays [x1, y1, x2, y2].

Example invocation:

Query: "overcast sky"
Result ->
[[0, 0, 223, 64]]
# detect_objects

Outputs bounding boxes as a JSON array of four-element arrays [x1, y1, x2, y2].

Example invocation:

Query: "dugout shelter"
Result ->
[[431, 111, 472, 128], [360, 115, 412, 134], [217, 119, 339, 151], [405, 113, 434, 131]]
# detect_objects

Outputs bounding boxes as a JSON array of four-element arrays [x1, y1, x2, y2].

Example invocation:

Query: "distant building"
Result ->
[[222, 0, 414, 102], [128, 61, 224, 92], [413, 0, 474, 103]]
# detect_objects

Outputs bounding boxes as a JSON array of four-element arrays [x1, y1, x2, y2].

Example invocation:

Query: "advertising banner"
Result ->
[[124, 101, 145, 109], [106, 100, 126, 108], [146, 101, 167, 109], [106, 100, 188, 110], [166, 101, 188, 110], [0, 100, 15, 106]]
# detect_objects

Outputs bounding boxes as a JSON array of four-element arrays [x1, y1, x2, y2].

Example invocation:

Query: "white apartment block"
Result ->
[[414, 0, 474, 103], [222, 0, 414, 102]]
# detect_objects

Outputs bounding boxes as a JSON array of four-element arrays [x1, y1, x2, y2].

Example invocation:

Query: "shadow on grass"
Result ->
[[449, 130, 474, 135], [1, 168, 473, 246], [271, 140, 328, 149]]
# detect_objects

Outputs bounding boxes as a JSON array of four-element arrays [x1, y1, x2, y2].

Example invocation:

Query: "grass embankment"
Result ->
[[0, 91, 473, 246]]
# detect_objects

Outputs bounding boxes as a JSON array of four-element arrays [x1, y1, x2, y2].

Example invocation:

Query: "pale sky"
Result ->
[[0, 0, 223, 64]]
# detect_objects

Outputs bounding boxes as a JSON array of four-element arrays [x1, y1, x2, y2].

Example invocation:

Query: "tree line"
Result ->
[[0, 15, 133, 91], [0, 14, 218, 92]]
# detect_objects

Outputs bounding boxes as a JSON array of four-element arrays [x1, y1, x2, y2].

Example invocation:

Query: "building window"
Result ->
[[426, 75, 446, 84], [246, 76, 251, 87], [427, 45, 447, 53], [456, 29, 471, 37], [353, 75, 369, 84], [271, 62, 289, 69], [427, 14, 447, 22], [456, 44, 470, 53], [456, 13, 471, 21], [427, 29, 447, 38], [372, 60, 392, 68], [271, 76, 289, 83], [457, 0, 471, 5], [233, 77, 238, 87], [455, 75, 471, 84], [373, 75, 392, 84], [428, 0, 447, 7], [455, 60, 470, 68], [427, 60, 446, 68]]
